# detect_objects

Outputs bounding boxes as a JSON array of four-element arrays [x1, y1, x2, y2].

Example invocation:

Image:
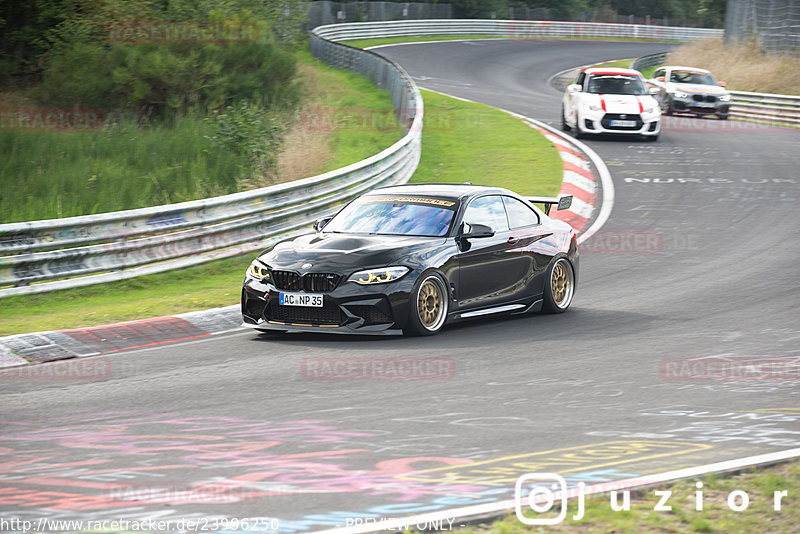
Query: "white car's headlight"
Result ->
[[719, 94, 731, 102], [348, 266, 409, 285], [643, 105, 658, 114], [584, 102, 602, 112], [246, 261, 271, 282], [673, 90, 689, 98]]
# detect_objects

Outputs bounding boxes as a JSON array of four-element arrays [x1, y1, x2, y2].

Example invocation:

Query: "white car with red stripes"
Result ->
[[561, 67, 661, 141]]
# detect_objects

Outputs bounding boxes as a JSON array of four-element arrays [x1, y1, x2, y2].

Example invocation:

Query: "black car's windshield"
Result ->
[[587, 75, 648, 95], [670, 70, 716, 85], [323, 194, 457, 237]]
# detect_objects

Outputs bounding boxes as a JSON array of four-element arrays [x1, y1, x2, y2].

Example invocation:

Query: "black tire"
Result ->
[[404, 273, 449, 336], [644, 134, 659, 142], [718, 113, 729, 120], [561, 106, 571, 132], [542, 258, 575, 314], [573, 114, 585, 139]]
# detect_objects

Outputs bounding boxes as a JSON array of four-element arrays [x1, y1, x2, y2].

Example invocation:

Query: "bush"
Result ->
[[22, 1, 300, 119], [205, 100, 285, 180], [35, 36, 299, 117]]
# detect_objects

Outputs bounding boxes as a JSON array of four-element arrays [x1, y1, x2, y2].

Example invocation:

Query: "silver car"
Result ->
[[647, 66, 731, 120]]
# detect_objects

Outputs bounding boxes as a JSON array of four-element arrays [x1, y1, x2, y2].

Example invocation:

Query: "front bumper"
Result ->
[[579, 110, 661, 136], [241, 276, 414, 335], [669, 94, 730, 115]]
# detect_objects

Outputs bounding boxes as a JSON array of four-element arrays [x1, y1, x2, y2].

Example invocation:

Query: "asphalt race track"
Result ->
[[2, 40, 800, 531]]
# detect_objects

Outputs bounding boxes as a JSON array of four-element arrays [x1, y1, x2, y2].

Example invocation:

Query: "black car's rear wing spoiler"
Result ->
[[526, 195, 573, 216]]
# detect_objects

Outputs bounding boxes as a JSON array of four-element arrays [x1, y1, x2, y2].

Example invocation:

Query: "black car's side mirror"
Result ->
[[459, 222, 495, 239], [313, 217, 332, 232]]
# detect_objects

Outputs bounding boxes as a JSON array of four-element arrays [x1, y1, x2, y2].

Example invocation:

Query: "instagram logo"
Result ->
[[515, 474, 587, 525]]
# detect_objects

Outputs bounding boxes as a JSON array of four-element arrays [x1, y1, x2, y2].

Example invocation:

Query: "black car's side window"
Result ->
[[503, 196, 540, 229], [463, 195, 509, 233], [654, 67, 666, 80]]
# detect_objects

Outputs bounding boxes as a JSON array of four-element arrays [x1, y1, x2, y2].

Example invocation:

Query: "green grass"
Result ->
[[0, 256, 251, 335], [0, 78, 563, 336], [452, 460, 800, 533], [639, 64, 661, 79], [0, 116, 249, 223], [412, 90, 562, 196], [344, 35, 679, 49]]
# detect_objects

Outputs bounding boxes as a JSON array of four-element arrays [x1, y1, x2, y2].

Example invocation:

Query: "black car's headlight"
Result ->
[[348, 266, 409, 285], [246, 261, 271, 282]]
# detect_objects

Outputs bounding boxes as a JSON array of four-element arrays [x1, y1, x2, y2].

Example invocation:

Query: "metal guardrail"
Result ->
[[0, 19, 722, 297], [632, 52, 800, 127], [313, 19, 722, 42], [726, 90, 800, 126], [630, 51, 668, 72], [0, 29, 423, 297]]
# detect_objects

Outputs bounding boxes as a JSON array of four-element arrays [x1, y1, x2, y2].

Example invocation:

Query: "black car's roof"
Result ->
[[369, 183, 511, 202]]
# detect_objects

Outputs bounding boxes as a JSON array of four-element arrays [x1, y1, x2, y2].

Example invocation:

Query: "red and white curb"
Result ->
[[526, 123, 597, 233], [520, 116, 615, 246], [0, 305, 240, 368]]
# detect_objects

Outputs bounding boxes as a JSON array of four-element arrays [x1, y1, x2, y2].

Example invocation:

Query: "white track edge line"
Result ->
[[311, 447, 800, 534]]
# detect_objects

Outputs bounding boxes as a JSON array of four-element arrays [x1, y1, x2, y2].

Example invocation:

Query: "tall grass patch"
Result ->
[[666, 38, 800, 94], [0, 116, 249, 222]]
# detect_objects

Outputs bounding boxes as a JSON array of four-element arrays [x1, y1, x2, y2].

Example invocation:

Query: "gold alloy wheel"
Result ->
[[417, 277, 444, 330], [551, 259, 574, 308]]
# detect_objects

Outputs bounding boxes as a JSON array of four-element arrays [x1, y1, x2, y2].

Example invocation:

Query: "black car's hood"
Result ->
[[258, 232, 448, 273]]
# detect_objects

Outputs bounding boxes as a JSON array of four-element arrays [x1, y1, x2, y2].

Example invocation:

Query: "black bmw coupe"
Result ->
[[242, 183, 579, 336]]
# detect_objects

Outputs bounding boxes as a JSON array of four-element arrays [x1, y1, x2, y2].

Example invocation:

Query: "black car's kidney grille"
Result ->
[[271, 270, 301, 291], [692, 94, 717, 102], [303, 273, 341, 292], [267, 301, 346, 325], [270, 271, 341, 292], [601, 113, 643, 130]]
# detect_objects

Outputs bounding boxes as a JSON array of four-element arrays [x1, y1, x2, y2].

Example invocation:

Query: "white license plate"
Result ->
[[279, 293, 323, 307], [610, 120, 637, 127]]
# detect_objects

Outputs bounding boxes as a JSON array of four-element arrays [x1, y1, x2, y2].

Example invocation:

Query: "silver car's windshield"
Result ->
[[587, 75, 648, 95], [670, 71, 716, 85], [323, 195, 457, 237]]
